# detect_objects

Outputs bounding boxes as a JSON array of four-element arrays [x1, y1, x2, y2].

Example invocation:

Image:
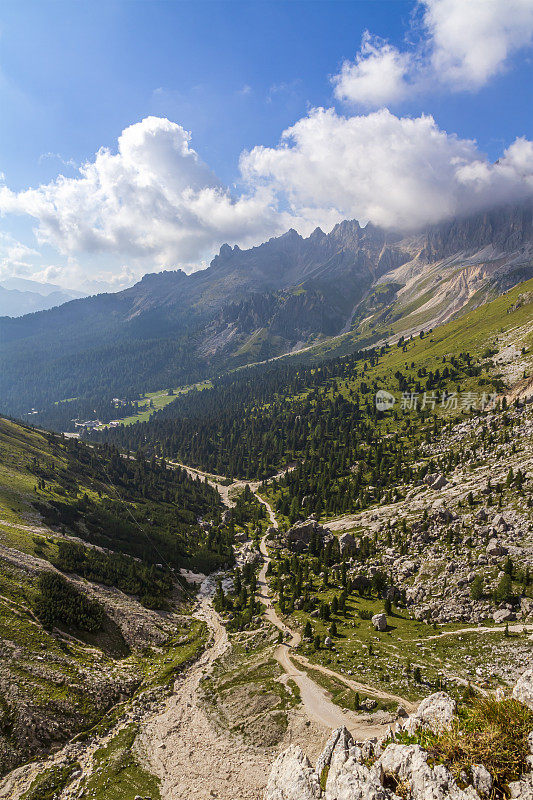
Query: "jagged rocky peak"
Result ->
[[218, 242, 242, 257], [136, 267, 188, 285]]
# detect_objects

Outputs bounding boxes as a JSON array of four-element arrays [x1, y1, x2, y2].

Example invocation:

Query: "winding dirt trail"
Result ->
[[169, 466, 417, 730], [0, 575, 274, 800], [418, 624, 533, 641], [254, 492, 414, 733], [0, 467, 414, 800], [167, 467, 412, 733]]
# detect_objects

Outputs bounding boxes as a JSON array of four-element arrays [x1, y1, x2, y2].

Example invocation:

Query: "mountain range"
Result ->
[[0, 199, 531, 418], [0, 278, 83, 317]]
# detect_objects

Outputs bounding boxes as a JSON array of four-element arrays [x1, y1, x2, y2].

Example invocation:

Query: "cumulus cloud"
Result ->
[[1, 111, 532, 288], [0, 232, 40, 279], [426, 0, 533, 89], [241, 108, 533, 232], [333, 0, 533, 106], [0, 116, 285, 269], [332, 33, 413, 107]]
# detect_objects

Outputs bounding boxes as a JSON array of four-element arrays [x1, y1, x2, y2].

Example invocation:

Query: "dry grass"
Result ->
[[398, 696, 533, 797]]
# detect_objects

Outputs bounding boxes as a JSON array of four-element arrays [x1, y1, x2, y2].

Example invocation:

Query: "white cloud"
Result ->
[[0, 112, 532, 290], [38, 152, 78, 169], [0, 231, 40, 279], [29, 262, 137, 294], [333, 0, 533, 107], [332, 32, 412, 107], [425, 0, 533, 89], [241, 107, 533, 232], [0, 116, 285, 269]]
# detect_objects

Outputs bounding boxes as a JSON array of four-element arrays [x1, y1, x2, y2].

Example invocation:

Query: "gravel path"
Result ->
[[137, 574, 276, 800], [255, 493, 413, 732]]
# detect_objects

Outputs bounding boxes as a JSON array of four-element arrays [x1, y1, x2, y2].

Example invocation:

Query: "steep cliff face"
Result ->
[[421, 202, 533, 262]]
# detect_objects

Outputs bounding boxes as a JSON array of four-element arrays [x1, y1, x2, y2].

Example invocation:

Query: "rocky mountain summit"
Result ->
[[264, 672, 533, 800], [1, 199, 532, 422]]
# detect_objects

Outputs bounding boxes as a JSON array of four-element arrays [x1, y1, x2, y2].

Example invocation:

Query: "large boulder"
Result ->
[[513, 668, 533, 710], [431, 474, 448, 490], [405, 691, 456, 735], [491, 514, 509, 531], [493, 608, 515, 623], [240, 542, 262, 566], [283, 521, 329, 553], [339, 532, 357, 555], [486, 539, 508, 557], [263, 744, 321, 800], [431, 500, 456, 523], [372, 613, 387, 632]]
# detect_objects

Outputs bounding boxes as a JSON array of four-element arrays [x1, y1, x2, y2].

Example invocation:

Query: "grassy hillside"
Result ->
[[0, 417, 233, 573], [286, 276, 533, 366], [0, 417, 231, 776], [98, 278, 532, 491]]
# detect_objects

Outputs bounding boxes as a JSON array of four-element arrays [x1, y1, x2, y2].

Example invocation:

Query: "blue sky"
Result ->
[[0, 0, 532, 291]]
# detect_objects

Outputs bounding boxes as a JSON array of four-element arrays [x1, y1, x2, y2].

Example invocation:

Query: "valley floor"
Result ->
[[0, 397, 532, 799], [0, 476, 419, 800]]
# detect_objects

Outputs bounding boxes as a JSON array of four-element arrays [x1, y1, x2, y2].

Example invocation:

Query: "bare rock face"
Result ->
[[325, 755, 389, 800], [509, 774, 533, 799], [513, 668, 533, 711], [264, 744, 321, 800], [315, 727, 354, 781], [324, 742, 481, 799], [471, 764, 493, 798], [376, 744, 480, 800], [371, 613, 387, 632], [404, 691, 456, 735]]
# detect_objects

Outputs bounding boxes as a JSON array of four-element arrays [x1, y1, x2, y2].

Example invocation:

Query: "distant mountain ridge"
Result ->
[[0, 279, 83, 317], [0, 199, 531, 417]]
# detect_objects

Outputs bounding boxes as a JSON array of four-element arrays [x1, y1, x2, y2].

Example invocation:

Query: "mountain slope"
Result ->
[[0, 200, 531, 423], [98, 276, 533, 480], [0, 417, 233, 774]]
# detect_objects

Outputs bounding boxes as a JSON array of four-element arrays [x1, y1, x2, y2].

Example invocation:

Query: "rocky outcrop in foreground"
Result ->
[[264, 672, 533, 800]]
